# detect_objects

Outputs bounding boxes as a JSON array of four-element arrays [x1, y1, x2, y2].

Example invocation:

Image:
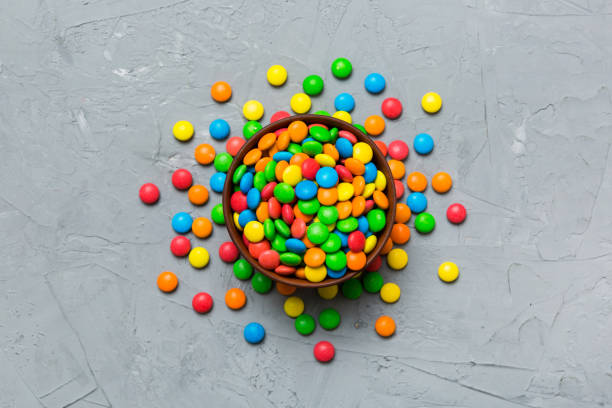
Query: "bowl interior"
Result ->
[[223, 114, 396, 288]]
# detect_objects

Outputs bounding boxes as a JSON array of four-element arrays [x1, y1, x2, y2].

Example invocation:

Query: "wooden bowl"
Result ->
[[223, 114, 396, 288]]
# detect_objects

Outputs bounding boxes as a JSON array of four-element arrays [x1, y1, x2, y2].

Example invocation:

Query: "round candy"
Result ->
[[364, 73, 386, 94], [209, 118, 230, 140], [319, 308, 341, 330], [233, 259, 253, 280], [270, 110, 290, 122], [381, 97, 402, 119], [414, 212, 435, 234], [274, 183, 295, 203], [364, 115, 385, 136], [431, 171, 452, 193], [173, 120, 194, 141], [375, 315, 396, 337], [225, 288, 246, 309], [305, 265, 327, 282], [447, 203, 467, 224], [170, 236, 191, 257], [290, 93, 311, 114], [172, 212, 193, 234], [342, 278, 362, 299], [317, 285, 338, 300], [366, 209, 386, 232], [172, 169, 192, 190], [211, 204, 225, 224], [380, 282, 401, 303], [406, 172, 427, 192], [347, 231, 366, 252], [211, 81, 232, 102], [139, 183, 160, 204], [295, 180, 318, 200], [282, 164, 303, 186], [284, 296, 305, 318], [243, 100, 264, 121], [267, 64, 287, 86], [438, 261, 459, 283], [332, 111, 352, 123], [353, 142, 373, 163], [421, 91, 442, 114], [387, 140, 409, 160], [303, 74, 324, 95], [316, 167, 338, 188], [244, 221, 264, 242], [188, 184, 209, 205], [210, 172, 227, 193], [189, 247, 210, 268], [251, 272, 272, 293], [313, 341, 335, 362], [214, 152, 233, 172], [192, 292, 213, 313], [295, 313, 316, 335], [243, 120, 262, 139], [195, 143, 216, 165], [157, 271, 178, 293], [219, 241, 239, 262], [276, 282, 297, 296], [387, 248, 408, 270], [307, 222, 330, 245], [414, 133, 434, 155], [363, 271, 384, 293], [331, 57, 352, 79], [406, 192, 427, 213], [334, 93, 355, 112], [244, 322, 265, 344], [192, 217, 213, 238]]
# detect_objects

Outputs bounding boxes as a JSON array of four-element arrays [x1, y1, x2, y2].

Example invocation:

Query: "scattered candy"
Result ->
[[188, 184, 209, 205], [414, 212, 435, 234], [157, 271, 178, 293], [219, 241, 239, 262], [431, 171, 452, 193], [363, 271, 384, 293], [251, 272, 272, 293], [192, 217, 213, 238], [243, 100, 264, 121], [192, 292, 213, 313], [225, 288, 246, 309], [447, 203, 466, 224], [406, 192, 427, 213], [170, 236, 191, 257], [290, 93, 311, 114], [380, 282, 400, 303], [342, 278, 363, 299], [334, 93, 355, 112], [211, 204, 225, 224], [276, 282, 297, 296], [194, 143, 216, 165], [172, 169, 193, 190], [313, 341, 335, 362], [387, 140, 408, 160], [209, 118, 230, 140], [421, 91, 442, 114], [364, 115, 385, 136], [233, 259, 253, 280], [173, 120, 194, 142], [243, 120, 262, 139], [317, 285, 338, 300], [438, 261, 459, 283], [364, 73, 386, 94], [332, 110, 352, 123], [381, 97, 402, 119], [244, 322, 265, 344], [295, 313, 316, 335], [189, 247, 210, 268], [139, 183, 160, 204], [387, 248, 408, 270], [226, 136, 246, 156], [375, 315, 396, 337], [406, 172, 427, 192], [211, 81, 232, 102], [284, 296, 305, 318], [303, 74, 324, 96], [331, 57, 352, 79], [172, 212, 193, 234], [267, 65, 288, 86], [414, 133, 434, 155], [318, 308, 341, 330]]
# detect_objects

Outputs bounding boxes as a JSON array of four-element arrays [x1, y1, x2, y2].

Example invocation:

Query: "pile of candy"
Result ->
[[138, 57, 467, 363]]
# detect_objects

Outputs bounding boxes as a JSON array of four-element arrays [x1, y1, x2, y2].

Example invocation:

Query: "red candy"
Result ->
[[338, 130, 357, 143], [309, 123, 328, 130], [249, 241, 270, 258], [172, 169, 193, 190], [335, 164, 353, 182], [313, 341, 335, 362], [374, 140, 387, 157], [381, 97, 403, 119], [388, 140, 409, 160], [261, 182, 277, 201], [366, 255, 382, 272], [192, 292, 213, 314], [274, 128, 288, 136], [139, 183, 160, 204], [393, 179, 404, 199], [348, 231, 366, 252], [230, 191, 248, 212], [242, 233, 250, 247], [219, 241, 239, 262], [291, 218, 306, 238], [271, 110, 290, 122], [447, 203, 467, 224], [364, 199, 374, 213], [282, 204, 294, 225], [170, 235, 191, 257], [258, 249, 280, 269], [226, 136, 246, 156], [302, 159, 320, 180], [268, 197, 282, 219], [275, 265, 296, 275]]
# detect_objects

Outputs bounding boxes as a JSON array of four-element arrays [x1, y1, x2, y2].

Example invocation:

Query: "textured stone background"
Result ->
[[1, 0, 611, 407]]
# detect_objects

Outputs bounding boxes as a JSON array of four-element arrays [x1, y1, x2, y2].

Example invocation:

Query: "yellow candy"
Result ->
[[362, 183, 376, 198], [387, 248, 408, 270], [327, 222, 336, 232], [374, 171, 387, 191], [233, 212, 243, 231], [438, 262, 459, 283], [305, 265, 327, 282], [421, 92, 442, 114], [267, 64, 287, 86], [290, 93, 311, 114], [282, 164, 303, 186], [243, 100, 264, 120], [364, 235, 377, 254], [317, 285, 338, 300], [244, 221, 264, 242], [189, 247, 209, 269], [332, 110, 352, 123], [380, 282, 401, 303], [353, 142, 373, 163], [315, 153, 336, 167], [283, 296, 304, 317], [173, 120, 194, 141], [337, 183, 354, 201]]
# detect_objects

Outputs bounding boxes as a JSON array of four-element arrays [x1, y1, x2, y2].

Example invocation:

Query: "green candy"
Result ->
[[211, 203, 225, 224], [264, 160, 277, 182], [362, 271, 384, 293], [337, 217, 358, 233], [321, 233, 342, 253], [214, 152, 233, 172], [253, 171, 267, 191], [354, 124, 366, 134], [302, 74, 324, 96], [342, 278, 363, 299], [251, 272, 272, 294], [317, 206, 339, 225], [415, 212, 436, 234], [302, 140, 323, 156], [273, 183, 295, 203], [329, 127, 338, 142], [298, 198, 320, 215], [331, 57, 352, 79], [274, 219, 291, 237], [318, 308, 341, 330], [366, 209, 386, 233], [309, 126, 331, 143], [287, 143, 302, 155], [263, 219, 276, 240], [232, 164, 247, 184], [243, 120, 262, 139], [271, 234, 287, 252], [233, 259, 253, 280], [295, 313, 316, 335], [280, 252, 302, 266], [314, 110, 331, 116], [307, 222, 329, 245], [326, 250, 347, 271]]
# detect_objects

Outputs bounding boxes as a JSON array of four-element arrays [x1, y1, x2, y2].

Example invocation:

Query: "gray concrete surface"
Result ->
[[1, 0, 611, 407]]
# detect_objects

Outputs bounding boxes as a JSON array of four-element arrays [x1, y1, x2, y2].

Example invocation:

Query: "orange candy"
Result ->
[[336, 201, 352, 219], [195, 143, 216, 165], [275, 160, 289, 181], [255, 157, 272, 172], [390, 223, 411, 244], [192, 217, 213, 238], [268, 145, 279, 157], [374, 140, 387, 156], [352, 176, 365, 196], [364, 115, 385, 136], [276, 282, 297, 296], [210, 81, 232, 103], [394, 203, 412, 224], [304, 248, 326, 267], [352, 196, 366, 217], [290, 152, 309, 166], [323, 144, 340, 161], [225, 288, 246, 310], [381, 238, 394, 255], [388, 160, 405, 180], [243, 149, 262, 165], [188, 184, 209, 205], [295, 267, 306, 279], [345, 158, 365, 175], [256, 202, 269, 222], [431, 171, 453, 193], [318, 188, 338, 206], [288, 120, 308, 143], [157, 271, 178, 293], [293, 204, 314, 223], [346, 251, 367, 270], [276, 131, 290, 150], [406, 171, 427, 192], [372, 191, 389, 209], [258, 133, 277, 150], [302, 235, 316, 249], [375, 315, 396, 337]]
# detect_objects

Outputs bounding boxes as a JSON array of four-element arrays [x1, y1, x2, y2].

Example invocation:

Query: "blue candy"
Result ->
[[244, 322, 265, 344], [316, 167, 338, 188], [209, 118, 230, 140], [240, 172, 254, 193], [171, 212, 193, 234], [334, 93, 355, 112], [363, 162, 377, 183], [414, 133, 434, 155], [272, 151, 293, 162], [302, 137, 315, 144], [238, 209, 257, 227], [246, 188, 261, 210], [285, 238, 307, 254], [406, 192, 428, 213], [364, 73, 386, 94], [327, 266, 347, 279], [357, 215, 369, 234], [334, 230, 348, 247], [295, 180, 318, 200], [335, 137, 353, 158], [210, 172, 226, 193]]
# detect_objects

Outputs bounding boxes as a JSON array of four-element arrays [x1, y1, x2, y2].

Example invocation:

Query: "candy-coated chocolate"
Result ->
[[192, 292, 213, 314], [139, 183, 160, 204]]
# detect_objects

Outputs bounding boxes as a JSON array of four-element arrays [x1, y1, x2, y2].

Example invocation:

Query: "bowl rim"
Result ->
[[222, 114, 396, 288]]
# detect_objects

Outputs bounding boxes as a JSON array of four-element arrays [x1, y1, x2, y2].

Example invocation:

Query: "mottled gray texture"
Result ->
[[1, 0, 611, 407]]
